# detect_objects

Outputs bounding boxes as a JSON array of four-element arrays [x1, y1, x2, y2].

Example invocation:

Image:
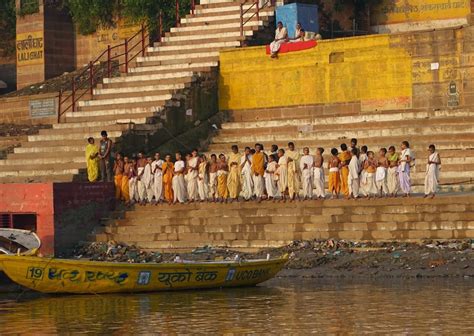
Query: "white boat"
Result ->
[[0, 228, 41, 255]]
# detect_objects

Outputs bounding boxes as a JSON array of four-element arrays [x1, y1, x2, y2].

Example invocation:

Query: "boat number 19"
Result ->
[[26, 267, 44, 280]]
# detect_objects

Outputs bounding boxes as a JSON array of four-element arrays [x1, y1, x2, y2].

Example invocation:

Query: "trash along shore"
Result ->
[[70, 239, 474, 280]]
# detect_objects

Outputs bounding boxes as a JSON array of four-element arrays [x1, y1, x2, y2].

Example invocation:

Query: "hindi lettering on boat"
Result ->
[[158, 270, 193, 287]]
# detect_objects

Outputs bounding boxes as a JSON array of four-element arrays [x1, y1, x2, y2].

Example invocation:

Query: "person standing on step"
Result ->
[[173, 151, 187, 204], [162, 154, 174, 204], [142, 156, 154, 204], [227, 145, 242, 202], [127, 157, 138, 205], [348, 148, 360, 199], [398, 141, 414, 197], [217, 154, 229, 202], [300, 147, 314, 200], [364, 151, 378, 199], [251, 144, 266, 202], [99, 130, 113, 182], [424, 144, 441, 199], [209, 154, 219, 202], [387, 146, 399, 197], [328, 148, 341, 199], [264, 154, 279, 201], [376, 148, 389, 198], [136, 151, 148, 205], [359, 145, 369, 197], [121, 156, 131, 204], [338, 143, 351, 198], [240, 147, 254, 201], [187, 149, 200, 202], [152, 153, 164, 204], [270, 21, 288, 58], [113, 152, 125, 201], [287, 142, 301, 201], [85, 137, 99, 182], [276, 148, 288, 201], [197, 154, 209, 202], [313, 147, 325, 199]]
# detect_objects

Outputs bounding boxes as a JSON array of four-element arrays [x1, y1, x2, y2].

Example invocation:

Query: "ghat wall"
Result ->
[[219, 26, 472, 112]]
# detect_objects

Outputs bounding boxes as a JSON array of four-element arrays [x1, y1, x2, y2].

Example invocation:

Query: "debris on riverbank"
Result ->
[[72, 239, 474, 279]]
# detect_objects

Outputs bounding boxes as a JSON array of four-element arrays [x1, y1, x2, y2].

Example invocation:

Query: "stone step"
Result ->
[[155, 35, 245, 47], [165, 22, 261, 37], [38, 123, 132, 136], [75, 101, 164, 115], [163, 30, 253, 43], [65, 111, 157, 124], [77, 93, 172, 108], [180, 10, 272, 25], [101, 75, 194, 89], [0, 161, 84, 173], [52, 119, 146, 130], [0, 174, 76, 183], [147, 41, 240, 54], [221, 111, 474, 130], [137, 51, 220, 63], [93, 82, 187, 97], [27, 130, 123, 142], [103, 71, 194, 85], [0, 167, 79, 178], [14, 139, 117, 152], [129, 63, 216, 76], [136, 56, 220, 68]]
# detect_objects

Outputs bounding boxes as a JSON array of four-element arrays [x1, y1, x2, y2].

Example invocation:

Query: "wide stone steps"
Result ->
[[65, 111, 157, 124], [147, 41, 240, 54], [100, 74, 195, 88], [93, 195, 474, 250], [137, 51, 220, 63], [76, 100, 166, 114], [163, 30, 253, 43], [128, 63, 216, 76], [93, 82, 187, 97], [103, 71, 194, 85]]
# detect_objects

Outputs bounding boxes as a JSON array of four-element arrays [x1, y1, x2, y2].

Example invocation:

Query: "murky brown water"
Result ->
[[0, 279, 472, 334]]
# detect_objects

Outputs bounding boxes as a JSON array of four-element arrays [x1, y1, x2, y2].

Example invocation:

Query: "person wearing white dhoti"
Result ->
[[240, 147, 254, 201], [300, 147, 314, 200], [289, 23, 305, 43], [424, 145, 441, 198], [312, 147, 325, 199], [375, 148, 389, 197], [136, 152, 148, 204], [270, 21, 288, 58], [142, 157, 154, 203], [186, 150, 199, 202], [348, 149, 360, 198], [364, 151, 378, 198], [398, 141, 414, 197], [264, 155, 279, 199], [358, 147, 368, 197], [173, 153, 187, 204], [197, 155, 209, 201], [151, 153, 164, 203], [276, 149, 288, 200]]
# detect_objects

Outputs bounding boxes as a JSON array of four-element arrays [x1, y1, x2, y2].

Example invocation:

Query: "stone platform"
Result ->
[[94, 193, 474, 252]]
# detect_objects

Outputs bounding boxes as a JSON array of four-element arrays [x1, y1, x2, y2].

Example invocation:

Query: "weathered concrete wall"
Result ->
[[0, 183, 54, 255], [371, 0, 471, 33], [53, 182, 114, 257]]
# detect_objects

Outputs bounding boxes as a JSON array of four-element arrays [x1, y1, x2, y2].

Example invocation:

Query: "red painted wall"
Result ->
[[0, 182, 114, 256], [0, 183, 55, 255]]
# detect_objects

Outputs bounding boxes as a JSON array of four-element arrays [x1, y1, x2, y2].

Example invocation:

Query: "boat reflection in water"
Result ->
[[0, 279, 472, 334]]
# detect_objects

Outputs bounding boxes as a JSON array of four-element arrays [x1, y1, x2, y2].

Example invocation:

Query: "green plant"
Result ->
[[0, 0, 16, 57], [17, 0, 40, 16]]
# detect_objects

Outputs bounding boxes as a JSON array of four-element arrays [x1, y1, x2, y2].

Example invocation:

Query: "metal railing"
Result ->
[[240, 0, 274, 37]]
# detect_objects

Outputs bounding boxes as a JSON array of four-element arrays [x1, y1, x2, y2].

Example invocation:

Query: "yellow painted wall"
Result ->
[[219, 35, 413, 111], [372, 0, 470, 25]]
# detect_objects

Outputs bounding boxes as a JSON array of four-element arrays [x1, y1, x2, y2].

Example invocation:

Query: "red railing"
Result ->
[[56, 0, 194, 123], [57, 24, 152, 122], [240, 0, 274, 37]]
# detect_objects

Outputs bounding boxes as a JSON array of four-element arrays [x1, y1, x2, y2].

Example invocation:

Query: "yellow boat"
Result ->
[[0, 255, 288, 294]]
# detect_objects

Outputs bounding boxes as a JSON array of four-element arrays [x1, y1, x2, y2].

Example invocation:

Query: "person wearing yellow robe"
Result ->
[[162, 155, 174, 204], [85, 137, 99, 182], [286, 142, 301, 201], [217, 154, 229, 201], [338, 143, 351, 197], [113, 153, 125, 200], [328, 148, 341, 199], [121, 156, 131, 203], [227, 145, 242, 201]]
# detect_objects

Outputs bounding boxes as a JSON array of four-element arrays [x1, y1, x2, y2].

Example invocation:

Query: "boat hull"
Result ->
[[0, 255, 287, 294]]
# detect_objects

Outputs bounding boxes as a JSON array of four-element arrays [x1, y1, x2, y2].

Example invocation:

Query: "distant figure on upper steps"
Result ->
[[424, 144, 441, 199], [99, 130, 113, 182], [85, 137, 99, 183], [270, 21, 288, 58], [289, 23, 305, 43]]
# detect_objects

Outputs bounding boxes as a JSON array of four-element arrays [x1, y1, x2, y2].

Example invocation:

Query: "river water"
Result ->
[[0, 278, 472, 334]]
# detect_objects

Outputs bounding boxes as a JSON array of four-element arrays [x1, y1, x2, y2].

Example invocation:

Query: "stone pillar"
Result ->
[[15, 0, 75, 90]]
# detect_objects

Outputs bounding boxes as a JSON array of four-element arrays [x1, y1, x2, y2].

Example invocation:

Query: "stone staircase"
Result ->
[[209, 105, 474, 193], [0, 0, 275, 183], [94, 194, 474, 251]]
